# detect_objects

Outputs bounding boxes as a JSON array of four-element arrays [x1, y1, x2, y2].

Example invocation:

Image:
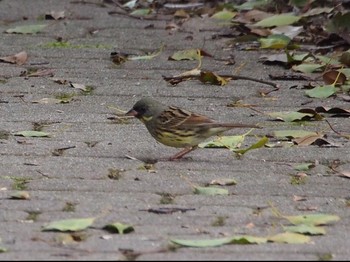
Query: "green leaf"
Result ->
[[268, 232, 311, 244], [169, 49, 201, 61], [253, 13, 301, 27], [170, 235, 267, 247], [293, 163, 315, 171], [103, 222, 134, 234], [13, 131, 50, 137], [130, 8, 151, 16], [268, 112, 314, 122], [42, 218, 95, 232], [273, 130, 318, 139], [198, 135, 245, 149], [233, 136, 268, 155], [32, 97, 67, 104], [6, 24, 47, 34], [292, 63, 324, 73], [316, 55, 342, 66], [305, 85, 337, 98], [326, 12, 350, 35], [284, 213, 340, 226], [211, 9, 236, 20], [128, 44, 164, 61], [259, 34, 291, 49], [229, 235, 267, 244], [171, 237, 233, 247], [283, 224, 326, 235], [193, 186, 229, 196], [199, 71, 228, 86], [234, 0, 273, 11]]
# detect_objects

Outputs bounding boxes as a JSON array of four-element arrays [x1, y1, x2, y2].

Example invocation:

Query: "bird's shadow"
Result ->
[[138, 156, 193, 164]]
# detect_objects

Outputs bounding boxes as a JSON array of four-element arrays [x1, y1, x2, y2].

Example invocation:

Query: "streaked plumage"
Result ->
[[126, 98, 260, 160]]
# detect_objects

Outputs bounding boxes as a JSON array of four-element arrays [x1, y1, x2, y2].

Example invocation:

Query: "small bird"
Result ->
[[125, 98, 260, 161]]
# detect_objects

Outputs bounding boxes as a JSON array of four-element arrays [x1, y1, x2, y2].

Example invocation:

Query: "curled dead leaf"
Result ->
[[0, 51, 28, 65]]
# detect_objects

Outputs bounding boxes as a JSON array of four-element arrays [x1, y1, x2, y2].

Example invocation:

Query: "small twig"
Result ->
[[223, 75, 280, 89], [325, 119, 350, 139]]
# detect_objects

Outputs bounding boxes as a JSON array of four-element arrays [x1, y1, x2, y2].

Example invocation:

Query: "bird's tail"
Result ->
[[214, 123, 261, 129]]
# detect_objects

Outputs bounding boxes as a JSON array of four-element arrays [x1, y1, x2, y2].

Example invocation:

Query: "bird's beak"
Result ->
[[125, 109, 138, 117]]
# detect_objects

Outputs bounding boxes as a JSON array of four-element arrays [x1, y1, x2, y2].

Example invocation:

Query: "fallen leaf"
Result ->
[[24, 69, 54, 77], [315, 106, 350, 117], [170, 235, 267, 247], [273, 130, 318, 139], [6, 24, 47, 34], [199, 134, 245, 149], [268, 111, 315, 122], [13, 131, 50, 137], [103, 222, 134, 234], [293, 133, 330, 146], [284, 213, 340, 226], [32, 98, 66, 104], [0, 51, 28, 65], [322, 70, 346, 85], [268, 232, 311, 244], [130, 8, 152, 16], [169, 49, 211, 61], [283, 224, 326, 235], [193, 186, 229, 196], [10, 191, 30, 200], [42, 218, 95, 232], [293, 163, 315, 171], [209, 178, 237, 186], [70, 83, 88, 91], [259, 34, 291, 49], [293, 195, 307, 202], [45, 11, 65, 20], [305, 85, 337, 98], [199, 71, 229, 85], [211, 9, 236, 20], [253, 13, 301, 27], [338, 170, 350, 179], [233, 136, 268, 154]]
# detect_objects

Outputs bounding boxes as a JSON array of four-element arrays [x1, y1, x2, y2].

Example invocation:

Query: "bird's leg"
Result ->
[[168, 146, 198, 161]]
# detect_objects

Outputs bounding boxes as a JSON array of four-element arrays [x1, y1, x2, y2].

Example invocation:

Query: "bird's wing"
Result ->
[[157, 106, 214, 128]]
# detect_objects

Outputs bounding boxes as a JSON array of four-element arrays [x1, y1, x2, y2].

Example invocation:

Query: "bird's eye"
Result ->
[[136, 106, 147, 115]]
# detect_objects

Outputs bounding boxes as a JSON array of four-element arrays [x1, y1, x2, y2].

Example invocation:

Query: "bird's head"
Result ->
[[125, 98, 165, 123]]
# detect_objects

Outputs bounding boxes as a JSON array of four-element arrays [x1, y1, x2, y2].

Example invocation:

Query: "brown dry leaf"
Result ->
[[293, 195, 307, 202], [293, 133, 326, 146], [163, 68, 201, 85], [0, 51, 28, 65], [24, 69, 54, 77], [174, 9, 190, 19], [338, 170, 350, 179], [315, 106, 350, 117], [250, 27, 271, 36], [322, 70, 346, 85], [53, 78, 69, 85], [165, 21, 180, 31], [296, 206, 318, 211], [245, 222, 255, 229]]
